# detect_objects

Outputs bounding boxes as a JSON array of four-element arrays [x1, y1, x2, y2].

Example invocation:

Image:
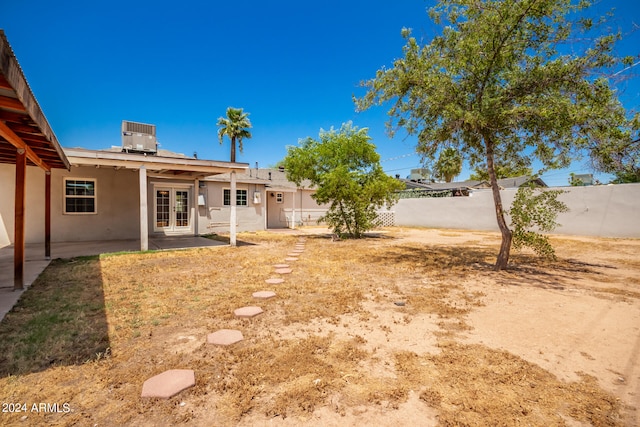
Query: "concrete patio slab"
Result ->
[[207, 329, 244, 346], [253, 291, 276, 299], [234, 306, 264, 318], [141, 369, 195, 399], [265, 278, 285, 284]]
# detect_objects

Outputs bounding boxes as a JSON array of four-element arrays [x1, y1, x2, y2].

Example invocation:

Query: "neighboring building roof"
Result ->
[[64, 147, 247, 179], [205, 167, 315, 191], [0, 30, 70, 170], [399, 175, 547, 191]]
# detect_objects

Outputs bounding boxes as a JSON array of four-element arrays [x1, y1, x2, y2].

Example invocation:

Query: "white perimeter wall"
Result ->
[[393, 183, 640, 238]]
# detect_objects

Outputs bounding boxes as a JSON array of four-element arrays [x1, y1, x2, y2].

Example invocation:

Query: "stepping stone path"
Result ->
[[207, 329, 244, 346], [141, 369, 195, 399], [234, 306, 264, 318], [142, 236, 311, 400], [253, 291, 277, 299]]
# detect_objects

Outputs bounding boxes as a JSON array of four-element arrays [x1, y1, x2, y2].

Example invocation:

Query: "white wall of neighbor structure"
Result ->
[[393, 183, 640, 238]]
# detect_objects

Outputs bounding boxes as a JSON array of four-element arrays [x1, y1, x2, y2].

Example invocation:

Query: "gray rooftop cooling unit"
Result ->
[[121, 120, 157, 154]]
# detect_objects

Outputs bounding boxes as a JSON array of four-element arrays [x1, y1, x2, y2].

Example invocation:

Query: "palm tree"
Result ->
[[433, 147, 462, 182], [217, 107, 252, 163]]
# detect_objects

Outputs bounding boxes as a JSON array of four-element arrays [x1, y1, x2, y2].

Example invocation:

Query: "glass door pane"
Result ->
[[156, 190, 170, 228], [175, 190, 189, 227]]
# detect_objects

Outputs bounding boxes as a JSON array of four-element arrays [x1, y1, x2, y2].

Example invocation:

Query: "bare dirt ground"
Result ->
[[0, 227, 638, 426]]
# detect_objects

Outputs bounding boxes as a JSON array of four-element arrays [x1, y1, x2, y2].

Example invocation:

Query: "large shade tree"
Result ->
[[356, 0, 637, 270], [469, 157, 533, 181], [283, 123, 404, 238], [217, 107, 252, 163]]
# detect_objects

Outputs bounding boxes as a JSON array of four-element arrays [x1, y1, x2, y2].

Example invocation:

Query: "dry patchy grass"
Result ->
[[0, 229, 638, 426]]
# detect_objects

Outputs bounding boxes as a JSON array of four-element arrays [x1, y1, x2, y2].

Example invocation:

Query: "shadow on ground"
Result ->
[[364, 243, 612, 290], [0, 256, 110, 377]]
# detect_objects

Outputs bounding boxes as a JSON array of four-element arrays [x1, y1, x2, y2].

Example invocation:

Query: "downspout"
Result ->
[[193, 178, 199, 236]]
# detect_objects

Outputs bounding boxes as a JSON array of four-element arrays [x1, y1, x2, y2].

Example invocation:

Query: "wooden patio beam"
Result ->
[[0, 120, 50, 172], [0, 94, 27, 112]]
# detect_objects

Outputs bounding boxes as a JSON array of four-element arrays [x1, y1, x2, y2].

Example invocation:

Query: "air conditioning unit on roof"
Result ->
[[121, 120, 157, 154]]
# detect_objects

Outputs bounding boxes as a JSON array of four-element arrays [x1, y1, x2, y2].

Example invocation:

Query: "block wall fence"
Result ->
[[391, 183, 640, 238]]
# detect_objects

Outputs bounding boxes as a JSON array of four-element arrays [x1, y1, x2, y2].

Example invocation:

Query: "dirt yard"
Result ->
[[0, 227, 638, 426]]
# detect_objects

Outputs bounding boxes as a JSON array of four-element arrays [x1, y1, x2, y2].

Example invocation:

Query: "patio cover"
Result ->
[[0, 30, 71, 289]]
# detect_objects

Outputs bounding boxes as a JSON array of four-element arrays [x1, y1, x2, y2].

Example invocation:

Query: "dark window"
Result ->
[[223, 189, 248, 206], [64, 179, 96, 213]]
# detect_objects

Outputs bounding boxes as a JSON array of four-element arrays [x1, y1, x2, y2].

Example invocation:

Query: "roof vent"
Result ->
[[122, 120, 157, 154]]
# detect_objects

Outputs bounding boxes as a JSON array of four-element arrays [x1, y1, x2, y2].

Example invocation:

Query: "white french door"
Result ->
[[155, 187, 191, 233]]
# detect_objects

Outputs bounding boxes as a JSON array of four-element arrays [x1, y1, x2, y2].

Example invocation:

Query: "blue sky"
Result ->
[[2, 0, 638, 186]]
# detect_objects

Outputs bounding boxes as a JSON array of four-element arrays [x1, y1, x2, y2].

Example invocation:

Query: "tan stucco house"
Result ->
[[0, 146, 249, 247], [0, 149, 329, 247], [203, 167, 327, 232]]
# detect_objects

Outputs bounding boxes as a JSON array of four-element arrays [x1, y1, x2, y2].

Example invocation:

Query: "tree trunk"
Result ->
[[230, 136, 236, 163], [484, 134, 512, 271], [338, 201, 352, 237]]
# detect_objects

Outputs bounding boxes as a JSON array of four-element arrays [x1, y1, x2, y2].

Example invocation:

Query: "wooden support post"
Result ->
[[14, 148, 26, 290], [139, 166, 148, 251], [45, 170, 51, 259], [230, 171, 237, 247]]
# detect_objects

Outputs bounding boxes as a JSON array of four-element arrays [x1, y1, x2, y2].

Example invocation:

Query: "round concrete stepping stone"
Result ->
[[273, 264, 290, 268], [234, 306, 264, 318], [141, 369, 195, 399], [292, 249, 304, 253], [287, 253, 300, 257], [207, 329, 244, 346], [275, 268, 293, 274], [265, 278, 285, 284], [253, 291, 276, 299], [285, 257, 298, 261]]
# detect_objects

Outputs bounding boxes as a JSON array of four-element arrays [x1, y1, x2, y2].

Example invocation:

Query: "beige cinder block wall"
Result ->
[[51, 166, 141, 242]]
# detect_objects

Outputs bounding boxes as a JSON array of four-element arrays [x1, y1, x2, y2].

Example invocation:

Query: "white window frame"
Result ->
[[63, 178, 97, 215], [223, 188, 248, 206], [151, 182, 194, 233], [276, 192, 284, 204]]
